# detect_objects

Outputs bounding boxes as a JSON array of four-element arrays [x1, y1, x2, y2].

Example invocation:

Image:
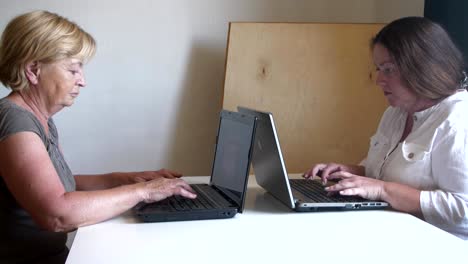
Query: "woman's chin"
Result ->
[[384, 96, 398, 107], [64, 99, 76, 107]]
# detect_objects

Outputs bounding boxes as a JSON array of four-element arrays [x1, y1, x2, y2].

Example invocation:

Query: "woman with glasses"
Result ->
[[304, 17, 468, 240]]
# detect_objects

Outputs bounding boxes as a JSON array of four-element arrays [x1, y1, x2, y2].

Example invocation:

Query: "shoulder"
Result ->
[[0, 98, 46, 142], [436, 91, 468, 132]]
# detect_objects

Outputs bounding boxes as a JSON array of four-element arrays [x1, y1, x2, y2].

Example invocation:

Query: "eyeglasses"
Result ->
[[375, 62, 398, 77]]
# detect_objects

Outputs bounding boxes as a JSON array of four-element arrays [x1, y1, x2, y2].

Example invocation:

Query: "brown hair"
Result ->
[[0, 10, 96, 91], [372, 16, 465, 100]]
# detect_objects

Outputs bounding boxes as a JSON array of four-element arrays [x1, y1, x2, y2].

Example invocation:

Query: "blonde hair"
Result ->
[[0, 10, 96, 91]]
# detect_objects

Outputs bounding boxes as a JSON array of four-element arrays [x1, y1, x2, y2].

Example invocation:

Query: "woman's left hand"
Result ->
[[132, 169, 182, 183], [324, 171, 385, 201], [115, 169, 183, 185]]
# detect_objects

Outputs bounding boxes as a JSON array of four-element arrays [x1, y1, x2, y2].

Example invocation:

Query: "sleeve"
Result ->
[[420, 126, 468, 236], [0, 107, 44, 143]]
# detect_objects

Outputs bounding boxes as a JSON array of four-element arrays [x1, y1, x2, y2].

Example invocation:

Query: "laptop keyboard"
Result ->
[[289, 179, 366, 203], [144, 184, 233, 211]]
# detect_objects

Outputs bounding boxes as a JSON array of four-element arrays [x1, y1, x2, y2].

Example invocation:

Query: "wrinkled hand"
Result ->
[[139, 177, 196, 203], [132, 169, 183, 183], [303, 163, 358, 184], [324, 171, 385, 201]]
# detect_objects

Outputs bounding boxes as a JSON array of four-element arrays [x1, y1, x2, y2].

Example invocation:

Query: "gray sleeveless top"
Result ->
[[0, 97, 75, 264]]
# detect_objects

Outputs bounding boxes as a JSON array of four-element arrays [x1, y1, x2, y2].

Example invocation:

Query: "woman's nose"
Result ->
[[77, 74, 86, 87], [375, 71, 385, 86]]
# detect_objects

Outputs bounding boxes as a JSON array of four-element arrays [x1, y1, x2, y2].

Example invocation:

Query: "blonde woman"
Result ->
[[0, 11, 196, 263]]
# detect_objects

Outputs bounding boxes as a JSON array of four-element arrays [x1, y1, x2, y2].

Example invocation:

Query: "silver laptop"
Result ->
[[238, 106, 388, 212]]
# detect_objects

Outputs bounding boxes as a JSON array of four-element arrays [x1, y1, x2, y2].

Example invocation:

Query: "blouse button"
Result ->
[[413, 115, 418, 122], [408, 152, 414, 159]]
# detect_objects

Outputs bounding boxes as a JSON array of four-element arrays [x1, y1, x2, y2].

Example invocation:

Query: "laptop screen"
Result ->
[[210, 111, 255, 206], [237, 106, 296, 208]]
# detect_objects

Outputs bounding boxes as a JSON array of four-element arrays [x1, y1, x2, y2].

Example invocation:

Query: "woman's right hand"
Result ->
[[303, 163, 364, 184], [138, 177, 197, 203]]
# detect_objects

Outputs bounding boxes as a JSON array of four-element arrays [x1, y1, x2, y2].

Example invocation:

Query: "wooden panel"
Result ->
[[223, 23, 387, 173]]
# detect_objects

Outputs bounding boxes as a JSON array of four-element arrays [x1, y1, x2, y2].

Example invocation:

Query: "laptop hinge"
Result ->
[[210, 184, 240, 208]]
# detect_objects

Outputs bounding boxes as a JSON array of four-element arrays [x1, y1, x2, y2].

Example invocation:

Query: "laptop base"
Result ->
[[135, 208, 238, 222], [294, 203, 389, 212], [134, 183, 240, 223], [290, 179, 388, 212]]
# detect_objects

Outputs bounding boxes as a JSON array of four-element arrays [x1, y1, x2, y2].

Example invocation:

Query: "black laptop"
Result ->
[[134, 110, 256, 222], [237, 106, 388, 212]]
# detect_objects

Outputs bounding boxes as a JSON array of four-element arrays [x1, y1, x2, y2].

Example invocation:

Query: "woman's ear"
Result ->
[[25, 61, 40, 85]]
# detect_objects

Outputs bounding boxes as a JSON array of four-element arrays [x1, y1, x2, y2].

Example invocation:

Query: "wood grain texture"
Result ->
[[223, 23, 387, 173]]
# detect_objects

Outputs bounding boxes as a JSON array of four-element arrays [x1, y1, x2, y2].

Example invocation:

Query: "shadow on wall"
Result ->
[[164, 42, 226, 175]]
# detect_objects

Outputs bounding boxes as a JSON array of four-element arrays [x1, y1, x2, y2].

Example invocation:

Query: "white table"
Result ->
[[66, 176, 468, 264]]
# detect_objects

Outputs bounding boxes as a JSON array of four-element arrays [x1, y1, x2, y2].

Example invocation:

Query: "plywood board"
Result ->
[[223, 23, 387, 173]]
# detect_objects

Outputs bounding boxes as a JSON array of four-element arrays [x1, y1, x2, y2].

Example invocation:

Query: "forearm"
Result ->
[[381, 182, 422, 217], [35, 183, 144, 232], [75, 172, 131, 190]]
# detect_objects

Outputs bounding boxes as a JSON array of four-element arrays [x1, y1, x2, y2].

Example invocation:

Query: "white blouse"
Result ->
[[363, 90, 468, 239]]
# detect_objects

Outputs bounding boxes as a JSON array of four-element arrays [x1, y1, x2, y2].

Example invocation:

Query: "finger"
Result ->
[[321, 164, 340, 178], [311, 164, 327, 178], [158, 170, 175, 179], [161, 169, 183, 178], [339, 188, 362, 196], [324, 179, 354, 192], [303, 164, 324, 179], [181, 183, 196, 193], [328, 171, 353, 180], [136, 172, 161, 181], [303, 167, 315, 178], [134, 176, 146, 183], [176, 187, 197, 199], [321, 165, 341, 185], [154, 169, 172, 178], [171, 179, 196, 193], [325, 183, 340, 192], [168, 170, 183, 178]]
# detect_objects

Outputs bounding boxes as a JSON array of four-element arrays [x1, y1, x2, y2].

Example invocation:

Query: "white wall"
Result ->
[[0, 0, 424, 175]]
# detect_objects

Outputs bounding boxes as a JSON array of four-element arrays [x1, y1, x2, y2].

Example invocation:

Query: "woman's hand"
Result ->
[[114, 169, 183, 185], [76, 169, 184, 191], [132, 169, 182, 183], [303, 163, 364, 184], [138, 177, 197, 203], [324, 171, 385, 201]]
